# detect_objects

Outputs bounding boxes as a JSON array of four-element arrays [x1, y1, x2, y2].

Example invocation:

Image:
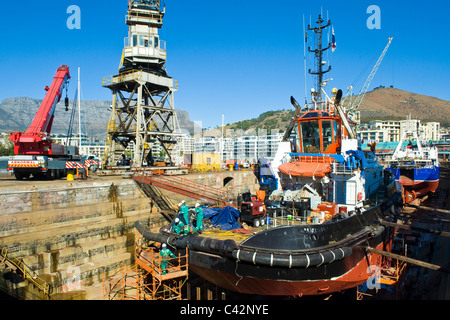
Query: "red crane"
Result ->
[[2, 65, 88, 180], [10, 65, 71, 156]]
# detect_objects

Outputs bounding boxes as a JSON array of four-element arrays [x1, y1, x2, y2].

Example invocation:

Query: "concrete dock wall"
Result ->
[[0, 169, 259, 300], [0, 177, 165, 300]]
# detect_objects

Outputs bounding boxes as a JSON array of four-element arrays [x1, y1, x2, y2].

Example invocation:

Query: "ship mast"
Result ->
[[308, 15, 332, 105]]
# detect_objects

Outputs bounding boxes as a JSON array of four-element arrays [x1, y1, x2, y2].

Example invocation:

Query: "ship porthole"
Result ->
[[310, 234, 318, 241]]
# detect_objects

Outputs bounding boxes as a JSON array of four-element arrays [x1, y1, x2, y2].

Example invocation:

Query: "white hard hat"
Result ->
[[195, 203, 200, 207], [181, 200, 186, 204], [162, 243, 167, 248], [175, 218, 179, 223]]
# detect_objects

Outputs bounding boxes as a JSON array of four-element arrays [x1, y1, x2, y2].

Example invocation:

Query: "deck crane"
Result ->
[[4, 65, 88, 180], [343, 37, 393, 124]]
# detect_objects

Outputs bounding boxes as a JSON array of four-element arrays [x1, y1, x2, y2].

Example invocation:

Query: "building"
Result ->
[[358, 128, 387, 144], [175, 131, 284, 165], [51, 134, 106, 158], [358, 120, 400, 142], [422, 122, 440, 142], [234, 135, 258, 163], [357, 118, 440, 143]]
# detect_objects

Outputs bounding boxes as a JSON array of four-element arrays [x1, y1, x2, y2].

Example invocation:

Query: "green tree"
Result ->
[[0, 143, 13, 156]]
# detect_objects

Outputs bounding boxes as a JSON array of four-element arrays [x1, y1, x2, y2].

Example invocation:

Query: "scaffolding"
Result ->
[[102, 264, 145, 300], [102, 239, 188, 300], [356, 254, 407, 300]]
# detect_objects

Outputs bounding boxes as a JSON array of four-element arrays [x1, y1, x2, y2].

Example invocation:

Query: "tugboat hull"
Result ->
[[187, 207, 393, 296], [135, 181, 402, 297], [189, 240, 388, 296]]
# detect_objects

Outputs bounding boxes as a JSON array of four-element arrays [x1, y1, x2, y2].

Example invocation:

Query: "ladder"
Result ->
[[134, 179, 177, 222], [133, 172, 234, 206], [1, 247, 53, 297]]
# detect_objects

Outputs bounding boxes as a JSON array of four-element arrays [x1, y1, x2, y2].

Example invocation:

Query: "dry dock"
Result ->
[[400, 162, 450, 300], [0, 166, 448, 300], [0, 169, 258, 300]]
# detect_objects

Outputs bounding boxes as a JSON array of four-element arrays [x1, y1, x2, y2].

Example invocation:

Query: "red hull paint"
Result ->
[[190, 243, 387, 297], [399, 177, 439, 197]]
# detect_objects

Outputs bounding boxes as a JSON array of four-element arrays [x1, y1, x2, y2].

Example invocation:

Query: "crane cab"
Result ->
[[121, 0, 167, 72]]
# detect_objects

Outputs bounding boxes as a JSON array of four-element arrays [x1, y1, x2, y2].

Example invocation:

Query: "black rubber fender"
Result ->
[[174, 234, 237, 259], [233, 247, 352, 268], [135, 221, 353, 268], [134, 221, 179, 246]]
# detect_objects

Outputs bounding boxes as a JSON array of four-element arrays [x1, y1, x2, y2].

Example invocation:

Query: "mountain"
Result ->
[[0, 97, 199, 139], [1, 88, 448, 140], [205, 87, 450, 136], [355, 87, 450, 125]]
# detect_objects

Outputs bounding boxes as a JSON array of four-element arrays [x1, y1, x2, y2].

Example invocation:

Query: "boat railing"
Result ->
[[266, 207, 328, 226], [332, 162, 357, 175], [292, 155, 336, 163]]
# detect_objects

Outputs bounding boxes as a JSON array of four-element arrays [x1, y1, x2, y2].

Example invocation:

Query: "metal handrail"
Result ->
[[125, 12, 163, 24], [103, 69, 143, 86], [0, 247, 53, 296], [136, 245, 188, 277]]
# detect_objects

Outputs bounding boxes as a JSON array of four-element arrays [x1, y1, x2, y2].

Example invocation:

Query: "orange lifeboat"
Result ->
[[278, 161, 331, 178]]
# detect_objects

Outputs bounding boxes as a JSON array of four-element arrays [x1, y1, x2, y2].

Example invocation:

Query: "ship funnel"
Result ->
[[335, 89, 343, 105]]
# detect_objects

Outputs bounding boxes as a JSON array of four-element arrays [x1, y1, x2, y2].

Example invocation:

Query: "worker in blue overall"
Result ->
[[172, 218, 184, 235], [194, 203, 204, 232], [159, 243, 176, 275], [180, 200, 189, 225]]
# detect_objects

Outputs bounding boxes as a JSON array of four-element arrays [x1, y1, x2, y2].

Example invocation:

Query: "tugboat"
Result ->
[[385, 126, 440, 203], [135, 15, 404, 297]]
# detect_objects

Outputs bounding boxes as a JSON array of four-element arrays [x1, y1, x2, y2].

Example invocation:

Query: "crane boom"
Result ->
[[348, 37, 393, 113], [27, 65, 70, 136], [1, 65, 90, 181], [10, 65, 71, 155]]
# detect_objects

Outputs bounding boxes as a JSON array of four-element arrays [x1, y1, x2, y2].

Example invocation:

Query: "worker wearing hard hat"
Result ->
[[194, 203, 204, 232], [180, 200, 189, 225], [159, 243, 176, 275], [172, 218, 184, 235]]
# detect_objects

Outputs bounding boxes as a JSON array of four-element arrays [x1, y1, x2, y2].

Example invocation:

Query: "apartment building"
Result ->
[[173, 131, 284, 164], [358, 119, 440, 143]]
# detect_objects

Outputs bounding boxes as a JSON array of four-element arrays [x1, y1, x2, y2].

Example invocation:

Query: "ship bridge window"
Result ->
[[302, 112, 320, 118], [322, 120, 332, 151], [300, 121, 320, 153], [333, 121, 339, 143]]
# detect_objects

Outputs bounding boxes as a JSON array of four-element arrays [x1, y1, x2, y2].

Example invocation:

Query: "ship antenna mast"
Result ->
[[308, 15, 332, 105]]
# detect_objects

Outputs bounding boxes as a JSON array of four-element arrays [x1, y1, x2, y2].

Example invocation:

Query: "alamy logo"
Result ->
[[366, 265, 381, 290], [67, 5, 81, 30], [64, 266, 82, 292], [367, 5, 381, 30]]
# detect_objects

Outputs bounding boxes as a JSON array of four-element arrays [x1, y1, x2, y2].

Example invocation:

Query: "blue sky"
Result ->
[[0, 0, 449, 128]]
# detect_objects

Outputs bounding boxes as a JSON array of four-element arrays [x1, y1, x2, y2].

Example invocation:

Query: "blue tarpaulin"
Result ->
[[203, 206, 241, 231]]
